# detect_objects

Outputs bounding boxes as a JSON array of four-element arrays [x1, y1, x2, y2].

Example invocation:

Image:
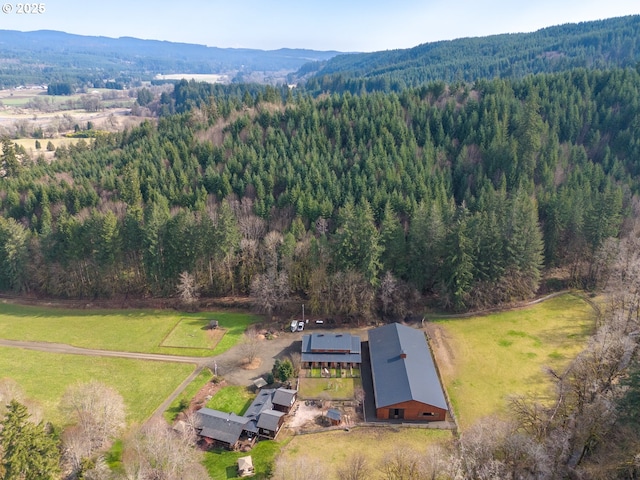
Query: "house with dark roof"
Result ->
[[368, 323, 448, 421], [272, 388, 297, 413], [301, 332, 361, 368], [195, 408, 248, 450], [256, 409, 286, 438], [196, 387, 296, 448]]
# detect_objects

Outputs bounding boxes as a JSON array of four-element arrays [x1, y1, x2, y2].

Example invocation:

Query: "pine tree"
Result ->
[[0, 400, 60, 480], [441, 206, 474, 311]]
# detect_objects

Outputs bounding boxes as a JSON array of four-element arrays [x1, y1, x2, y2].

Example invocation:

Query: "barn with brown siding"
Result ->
[[368, 323, 448, 421]]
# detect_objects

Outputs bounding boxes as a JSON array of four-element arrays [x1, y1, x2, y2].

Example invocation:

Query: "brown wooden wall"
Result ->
[[376, 400, 447, 421]]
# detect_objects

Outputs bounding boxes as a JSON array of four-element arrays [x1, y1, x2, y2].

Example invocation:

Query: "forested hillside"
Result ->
[[299, 15, 640, 94], [1, 68, 638, 313], [0, 30, 340, 88]]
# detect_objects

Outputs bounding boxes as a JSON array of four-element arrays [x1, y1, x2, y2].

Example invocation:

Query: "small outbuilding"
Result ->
[[326, 408, 342, 426], [237, 456, 254, 477]]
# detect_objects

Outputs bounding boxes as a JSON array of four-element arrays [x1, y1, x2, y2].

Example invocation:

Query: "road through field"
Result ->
[[0, 338, 208, 365]]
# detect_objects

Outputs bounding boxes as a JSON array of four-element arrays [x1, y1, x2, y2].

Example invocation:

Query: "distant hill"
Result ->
[[297, 15, 640, 94], [0, 30, 342, 88]]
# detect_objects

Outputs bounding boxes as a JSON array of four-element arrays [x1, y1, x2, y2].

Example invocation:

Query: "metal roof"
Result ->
[[368, 323, 447, 410], [326, 408, 341, 421], [301, 333, 362, 364], [196, 408, 248, 445], [272, 388, 297, 408], [256, 409, 284, 432]]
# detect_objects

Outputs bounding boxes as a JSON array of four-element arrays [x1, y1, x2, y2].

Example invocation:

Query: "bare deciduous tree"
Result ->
[[378, 449, 426, 480], [289, 352, 302, 376], [240, 326, 261, 365], [336, 452, 369, 480], [250, 270, 290, 319], [60, 381, 126, 456], [122, 418, 208, 480], [272, 456, 328, 480], [176, 271, 199, 306], [0, 378, 42, 423]]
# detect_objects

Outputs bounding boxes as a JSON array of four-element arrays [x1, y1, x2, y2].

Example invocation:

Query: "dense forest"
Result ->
[[299, 15, 640, 94], [0, 30, 340, 89], [1, 67, 639, 315]]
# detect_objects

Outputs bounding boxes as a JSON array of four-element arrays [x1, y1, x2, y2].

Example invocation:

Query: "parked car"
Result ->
[[290, 320, 298, 332], [297, 321, 305, 331]]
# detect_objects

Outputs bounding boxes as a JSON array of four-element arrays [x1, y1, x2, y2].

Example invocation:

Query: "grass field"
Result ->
[[0, 347, 194, 425], [161, 318, 226, 350], [278, 427, 451, 479], [435, 293, 595, 429], [298, 377, 360, 400], [203, 439, 281, 479], [164, 368, 214, 422], [0, 302, 260, 356], [205, 386, 255, 415]]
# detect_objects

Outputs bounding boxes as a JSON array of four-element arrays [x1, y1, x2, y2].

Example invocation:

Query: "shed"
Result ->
[[326, 408, 342, 425], [237, 456, 254, 477], [253, 377, 268, 389]]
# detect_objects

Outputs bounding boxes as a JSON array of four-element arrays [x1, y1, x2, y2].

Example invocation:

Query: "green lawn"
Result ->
[[298, 377, 360, 400], [205, 386, 255, 415], [203, 440, 280, 479], [164, 368, 214, 422], [0, 302, 260, 356], [0, 347, 194, 425], [435, 293, 595, 429], [161, 318, 225, 349]]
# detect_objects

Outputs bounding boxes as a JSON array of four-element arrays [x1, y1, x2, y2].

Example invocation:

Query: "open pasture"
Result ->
[[433, 293, 595, 429], [0, 346, 194, 425], [0, 302, 260, 356], [278, 427, 451, 479]]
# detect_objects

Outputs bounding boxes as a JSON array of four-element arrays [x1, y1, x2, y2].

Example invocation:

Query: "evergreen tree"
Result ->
[[441, 206, 474, 311], [0, 400, 60, 480]]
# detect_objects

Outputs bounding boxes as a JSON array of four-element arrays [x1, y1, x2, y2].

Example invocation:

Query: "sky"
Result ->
[[0, 0, 638, 52]]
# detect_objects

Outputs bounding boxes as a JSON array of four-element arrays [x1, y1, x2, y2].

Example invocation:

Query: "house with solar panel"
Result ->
[[300, 332, 361, 369], [368, 323, 449, 421]]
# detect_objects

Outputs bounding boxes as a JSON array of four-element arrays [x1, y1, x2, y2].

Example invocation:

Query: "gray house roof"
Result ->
[[256, 409, 285, 432], [196, 408, 248, 445], [368, 323, 447, 410], [272, 388, 297, 408], [301, 333, 362, 364], [243, 388, 275, 434]]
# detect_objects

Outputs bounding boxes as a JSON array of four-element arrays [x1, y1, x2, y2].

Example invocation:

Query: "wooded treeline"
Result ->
[[1, 67, 638, 313], [300, 15, 640, 94]]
